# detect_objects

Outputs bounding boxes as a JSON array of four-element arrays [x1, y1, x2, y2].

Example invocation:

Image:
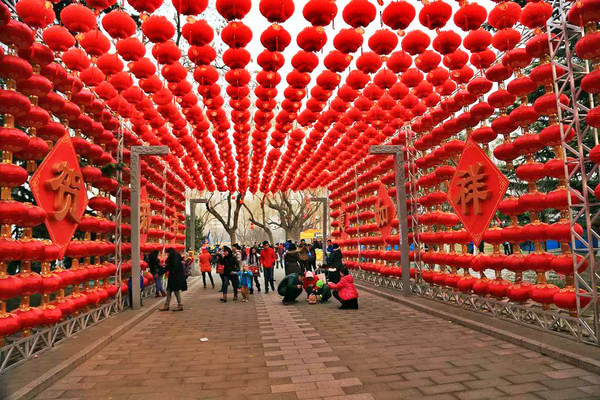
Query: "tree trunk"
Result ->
[[286, 226, 302, 241], [228, 229, 236, 245], [266, 230, 274, 245]]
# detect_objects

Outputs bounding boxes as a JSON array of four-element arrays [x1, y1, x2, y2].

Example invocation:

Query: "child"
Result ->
[[238, 264, 253, 302], [327, 267, 359, 309], [313, 280, 331, 303]]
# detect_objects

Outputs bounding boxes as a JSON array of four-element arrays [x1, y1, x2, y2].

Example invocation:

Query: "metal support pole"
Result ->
[[130, 146, 169, 310], [189, 198, 208, 275], [370, 145, 411, 296], [310, 196, 329, 264]]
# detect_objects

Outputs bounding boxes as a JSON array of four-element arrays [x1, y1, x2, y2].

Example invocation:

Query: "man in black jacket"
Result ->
[[327, 244, 343, 283], [277, 271, 305, 305]]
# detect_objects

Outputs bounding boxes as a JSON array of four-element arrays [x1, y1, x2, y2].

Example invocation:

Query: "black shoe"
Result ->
[[220, 298, 226, 302], [265, 290, 269, 294], [257, 288, 261, 293]]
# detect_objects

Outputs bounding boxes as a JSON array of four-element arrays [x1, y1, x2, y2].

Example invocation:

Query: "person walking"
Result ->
[[284, 243, 301, 275], [217, 246, 238, 302], [276, 243, 285, 269], [260, 241, 276, 293], [199, 247, 214, 289], [328, 267, 359, 309], [328, 243, 343, 283], [298, 239, 309, 271], [148, 250, 166, 298], [308, 243, 317, 272], [247, 246, 261, 294], [230, 244, 242, 300], [238, 264, 253, 302], [158, 248, 187, 311], [325, 240, 334, 264]]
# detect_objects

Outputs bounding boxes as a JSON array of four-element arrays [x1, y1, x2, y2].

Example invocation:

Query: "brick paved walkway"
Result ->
[[37, 271, 600, 400]]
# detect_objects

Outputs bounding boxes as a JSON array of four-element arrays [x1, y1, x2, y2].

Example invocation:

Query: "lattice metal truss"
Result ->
[[351, 2, 600, 347], [114, 118, 124, 309], [548, 0, 600, 345], [0, 285, 157, 374]]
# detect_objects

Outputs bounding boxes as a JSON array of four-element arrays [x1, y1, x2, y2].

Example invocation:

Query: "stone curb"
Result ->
[[357, 282, 600, 375], [5, 277, 202, 400]]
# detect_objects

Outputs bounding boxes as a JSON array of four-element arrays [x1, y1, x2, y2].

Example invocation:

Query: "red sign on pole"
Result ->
[[447, 138, 508, 246], [374, 183, 396, 238], [30, 135, 88, 257]]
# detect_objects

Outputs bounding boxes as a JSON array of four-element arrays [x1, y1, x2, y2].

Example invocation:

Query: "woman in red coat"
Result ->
[[327, 267, 359, 309], [199, 247, 214, 289]]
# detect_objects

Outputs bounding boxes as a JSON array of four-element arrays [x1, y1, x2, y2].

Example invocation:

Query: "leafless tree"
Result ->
[[266, 191, 320, 241], [243, 194, 275, 244], [205, 192, 244, 244]]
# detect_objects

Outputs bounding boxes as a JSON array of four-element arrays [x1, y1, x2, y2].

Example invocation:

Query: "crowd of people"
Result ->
[[145, 239, 359, 311]]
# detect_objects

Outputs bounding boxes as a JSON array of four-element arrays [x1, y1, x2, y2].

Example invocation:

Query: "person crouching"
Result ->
[[327, 267, 359, 309]]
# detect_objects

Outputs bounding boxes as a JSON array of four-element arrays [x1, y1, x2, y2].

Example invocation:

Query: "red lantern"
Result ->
[[382, 1, 415, 30], [60, 3, 96, 33], [419, 0, 452, 30], [260, 0, 295, 23], [333, 28, 363, 54], [172, 0, 208, 15], [217, 0, 252, 20], [142, 16, 175, 43], [342, 0, 376, 28], [303, 0, 337, 26]]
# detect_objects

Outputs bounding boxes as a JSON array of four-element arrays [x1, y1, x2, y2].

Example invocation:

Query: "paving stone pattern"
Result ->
[[37, 272, 600, 400]]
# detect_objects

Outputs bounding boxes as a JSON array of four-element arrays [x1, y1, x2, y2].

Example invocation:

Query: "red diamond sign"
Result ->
[[447, 138, 508, 246], [374, 183, 396, 239], [31, 135, 88, 257]]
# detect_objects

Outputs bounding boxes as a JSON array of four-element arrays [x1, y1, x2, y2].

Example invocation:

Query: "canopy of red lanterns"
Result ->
[[1, 0, 599, 344]]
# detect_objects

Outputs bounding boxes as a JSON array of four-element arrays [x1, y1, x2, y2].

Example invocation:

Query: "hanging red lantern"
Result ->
[[261, 25, 292, 52], [221, 21, 253, 48], [303, 0, 337, 26], [80, 29, 111, 58], [172, 0, 208, 15], [432, 30, 461, 55], [382, 1, 415, 31], [217, 0, 252, 20], [260, 0, 295, 23], [42, 26, 75, 52], [343, 0, 376, 28], [297, 26, 327, 52], [368, 29, 398, 55], [60, 3, 96, 33], [127, 0, 163, 13], [402, 30, 430, 56], [463, 29, 492, 53], [356, 51, 382, 74], [419, 1, 452, 30], [387, 51, 412, 73], [489, 1, 521, 30], [142, 16, 175, 43], [182, 19, 214, 46], [102, 11, 136, 40], [16, 0, 55, 29], [520, 1, 553, 30], [333, 28, 363, 54], [453, 2, 487, 31]]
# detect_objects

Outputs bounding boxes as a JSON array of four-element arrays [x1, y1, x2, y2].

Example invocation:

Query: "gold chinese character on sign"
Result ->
[[46, 161, 83, 223], [141, 201, 151, 234], [376, 204, 389, 228], [339, 212, 347, 231], [453, 162, 490, 215]]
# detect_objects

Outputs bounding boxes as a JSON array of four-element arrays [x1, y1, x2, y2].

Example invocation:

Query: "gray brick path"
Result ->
[[36, 271, 600, 400]]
